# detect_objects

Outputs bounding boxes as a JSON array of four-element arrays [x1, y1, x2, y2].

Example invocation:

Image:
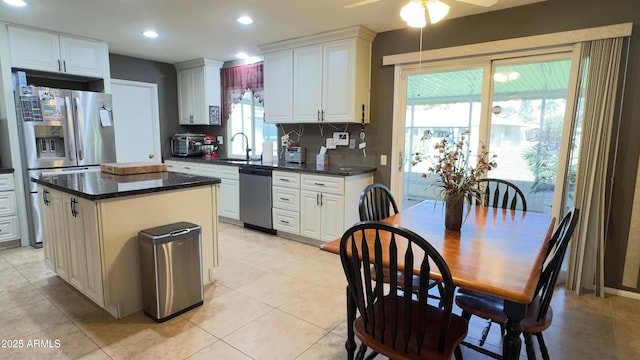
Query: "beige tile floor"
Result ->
[[0, 221, 639, 359]]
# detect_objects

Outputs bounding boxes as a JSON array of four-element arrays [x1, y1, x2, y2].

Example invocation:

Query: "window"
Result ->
[[227, 90, 277, 159], [399, 52, 578, 216]]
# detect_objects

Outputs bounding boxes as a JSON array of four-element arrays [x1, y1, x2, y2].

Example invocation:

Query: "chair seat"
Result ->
[[455, 288, 554, 333], [354, 296, 468, 360], [371, 266, 439, 291]]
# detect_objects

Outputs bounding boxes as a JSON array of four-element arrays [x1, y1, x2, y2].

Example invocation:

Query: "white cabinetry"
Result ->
[[8, 25, 110, 78], [40, 186, 104, 306], [264, 50, 293, 123], [168, 161, 240, 220], [300, 174, 345, 241], [175, 59, 223, 125], [297, 173, 373, 242], [272, 171, 300, 234], [0, 173, 19, 243], [260, 26, 375, 124]]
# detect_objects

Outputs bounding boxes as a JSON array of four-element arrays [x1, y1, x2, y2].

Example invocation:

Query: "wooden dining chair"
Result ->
[[455, 208, 579, 360], [473, 178, 528, 211], [340, 221, 468, 360], [359, 183, 443, 306]]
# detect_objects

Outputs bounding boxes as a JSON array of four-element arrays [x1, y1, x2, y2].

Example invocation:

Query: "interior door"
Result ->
[[111, 79, 161, 163]]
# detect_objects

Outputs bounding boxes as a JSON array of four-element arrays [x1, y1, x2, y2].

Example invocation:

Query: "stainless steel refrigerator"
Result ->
[[15, 85, 116, 246]]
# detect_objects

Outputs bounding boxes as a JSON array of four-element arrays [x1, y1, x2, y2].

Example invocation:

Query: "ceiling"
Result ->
[[0, 0, 544, 65]]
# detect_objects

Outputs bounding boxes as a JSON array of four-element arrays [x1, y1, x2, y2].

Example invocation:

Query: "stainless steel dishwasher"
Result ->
[[239, 166, 275, 234]]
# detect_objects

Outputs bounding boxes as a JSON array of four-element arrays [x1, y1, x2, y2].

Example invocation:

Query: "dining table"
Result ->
[[320, 200, 556, 360]]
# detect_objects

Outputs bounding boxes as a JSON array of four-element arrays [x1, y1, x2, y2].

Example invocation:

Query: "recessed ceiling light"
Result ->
[[142, 30, 159, 39], [236, 16, 254, 25], [3, 0, 27, 7]]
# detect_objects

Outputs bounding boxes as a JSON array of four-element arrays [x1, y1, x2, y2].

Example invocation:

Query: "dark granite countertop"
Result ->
[[32, 171, 221, 201], [165, 156, 377, 177], [0, 168, 14, 174]]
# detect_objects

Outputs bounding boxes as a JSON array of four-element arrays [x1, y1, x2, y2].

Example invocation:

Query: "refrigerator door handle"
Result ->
[[65, 96, 76, 162], [74, 97, 84, 161]]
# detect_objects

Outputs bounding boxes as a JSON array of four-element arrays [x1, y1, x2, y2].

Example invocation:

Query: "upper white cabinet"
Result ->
[[260, 26, 375, 124], [263, 50, 294, 123], [8, 25, 110, 78], [175, 59, 223, 125]]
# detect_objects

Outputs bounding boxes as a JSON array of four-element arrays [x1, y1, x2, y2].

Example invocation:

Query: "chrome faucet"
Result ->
[[231, 132, 251, 160]]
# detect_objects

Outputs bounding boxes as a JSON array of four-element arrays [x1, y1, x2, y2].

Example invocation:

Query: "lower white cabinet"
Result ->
[[168, 160, 240, 220], [278, 172, 373, 243], [0, 173, 20, 243], [272, 171, 301, 234], [40, 186, 104, 306]]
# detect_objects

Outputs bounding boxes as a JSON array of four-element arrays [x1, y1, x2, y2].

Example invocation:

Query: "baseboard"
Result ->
[[604, 286, 640, 300]]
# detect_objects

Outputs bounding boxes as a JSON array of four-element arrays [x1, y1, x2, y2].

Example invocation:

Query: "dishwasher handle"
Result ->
[[238, 166, 272, 176]]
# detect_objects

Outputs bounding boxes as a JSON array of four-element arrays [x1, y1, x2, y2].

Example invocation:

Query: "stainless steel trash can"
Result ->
[[139, 221, 203, 322]]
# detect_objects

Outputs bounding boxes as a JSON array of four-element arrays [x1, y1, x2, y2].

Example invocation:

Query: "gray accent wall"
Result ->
[[369, 0, 640, 293]]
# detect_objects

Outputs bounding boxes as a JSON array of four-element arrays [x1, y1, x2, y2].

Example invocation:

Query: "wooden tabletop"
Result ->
[[321, 202, 556, 304]]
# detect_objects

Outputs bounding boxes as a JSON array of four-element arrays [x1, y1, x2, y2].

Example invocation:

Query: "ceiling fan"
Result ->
[[344, 0, 499, 10]]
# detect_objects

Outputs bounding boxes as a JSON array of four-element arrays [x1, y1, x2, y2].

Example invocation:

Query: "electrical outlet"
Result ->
[[217, 136, 223, 145], [380, 155, 387, 166], [349, 139, 356, 149], [281, 134, 289, 147]]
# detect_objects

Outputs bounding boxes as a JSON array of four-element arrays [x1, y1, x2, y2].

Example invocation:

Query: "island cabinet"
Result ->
[[36, 171, 220, 319], [8, 25, 110, 79], [39, 186, 103, 306]]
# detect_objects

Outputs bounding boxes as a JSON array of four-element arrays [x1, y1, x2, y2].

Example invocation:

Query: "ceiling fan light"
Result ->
[[400, 1, 426, 28], [426, 0, 450, 24]]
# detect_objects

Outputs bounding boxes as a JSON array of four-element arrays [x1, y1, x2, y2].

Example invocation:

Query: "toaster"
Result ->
[[171, 134, 205, 156], [285, 146, 305, 163]]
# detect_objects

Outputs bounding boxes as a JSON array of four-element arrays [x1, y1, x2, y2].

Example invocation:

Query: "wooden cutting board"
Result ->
[[100, 162, 167, 175]]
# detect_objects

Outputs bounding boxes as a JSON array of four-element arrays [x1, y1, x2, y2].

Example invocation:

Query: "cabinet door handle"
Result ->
[[58, 59, 62, 72], [317, 110, 320, 122], [320, 193, 324, 206], [63, 60, 67, 72], [316, 193, 320, 205], [43, 190, 49, 205], [280, 220, 290, 224], [280, 197, 290, 201], [321, 110, 325, 122], [279, 178, 289, 182], [314, 182, 325, 186]]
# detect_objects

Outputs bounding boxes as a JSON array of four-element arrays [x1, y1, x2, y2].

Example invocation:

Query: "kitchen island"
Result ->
[[32, 171, 221, 319]]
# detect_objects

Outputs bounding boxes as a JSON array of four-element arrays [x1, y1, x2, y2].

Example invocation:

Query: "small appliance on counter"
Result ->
[[285, 146, 305, 164], [201, 135, 219, 160], [171, 134, 205, 157]]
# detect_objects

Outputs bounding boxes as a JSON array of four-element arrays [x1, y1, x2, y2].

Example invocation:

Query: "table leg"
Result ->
[[502, 300, 526, 360], [345, 285, 356, 360]]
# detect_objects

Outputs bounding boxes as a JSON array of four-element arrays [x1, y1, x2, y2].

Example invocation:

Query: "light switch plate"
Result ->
[[333, 132, 349, 146], [349, 139, 356, 149], [217, 136, 223, 144]]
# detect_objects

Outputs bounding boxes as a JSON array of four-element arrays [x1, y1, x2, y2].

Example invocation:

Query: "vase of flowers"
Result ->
[[421, 130, 497, 231]]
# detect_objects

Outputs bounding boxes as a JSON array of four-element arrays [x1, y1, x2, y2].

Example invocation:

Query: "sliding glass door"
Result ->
[[397, 52, 577, 217]]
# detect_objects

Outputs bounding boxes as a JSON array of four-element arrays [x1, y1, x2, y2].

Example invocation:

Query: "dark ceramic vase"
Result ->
[[445, 195, 464, 231]]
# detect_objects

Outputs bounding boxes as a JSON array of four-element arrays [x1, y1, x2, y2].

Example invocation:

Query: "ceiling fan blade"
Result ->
[[344, 0, 382, 9], [454, 0, 499, 7]]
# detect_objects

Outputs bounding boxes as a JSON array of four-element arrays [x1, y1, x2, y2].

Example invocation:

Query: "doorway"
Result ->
[[111, 79, 162, 163], [393, 51, 578, 219]]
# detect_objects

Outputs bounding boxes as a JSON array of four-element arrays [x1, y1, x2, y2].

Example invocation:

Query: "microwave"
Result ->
[[171, 134, 205, 156]]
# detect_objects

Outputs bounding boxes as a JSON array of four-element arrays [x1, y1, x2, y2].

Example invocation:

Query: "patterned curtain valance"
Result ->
[[220, 62, 263, 125]]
